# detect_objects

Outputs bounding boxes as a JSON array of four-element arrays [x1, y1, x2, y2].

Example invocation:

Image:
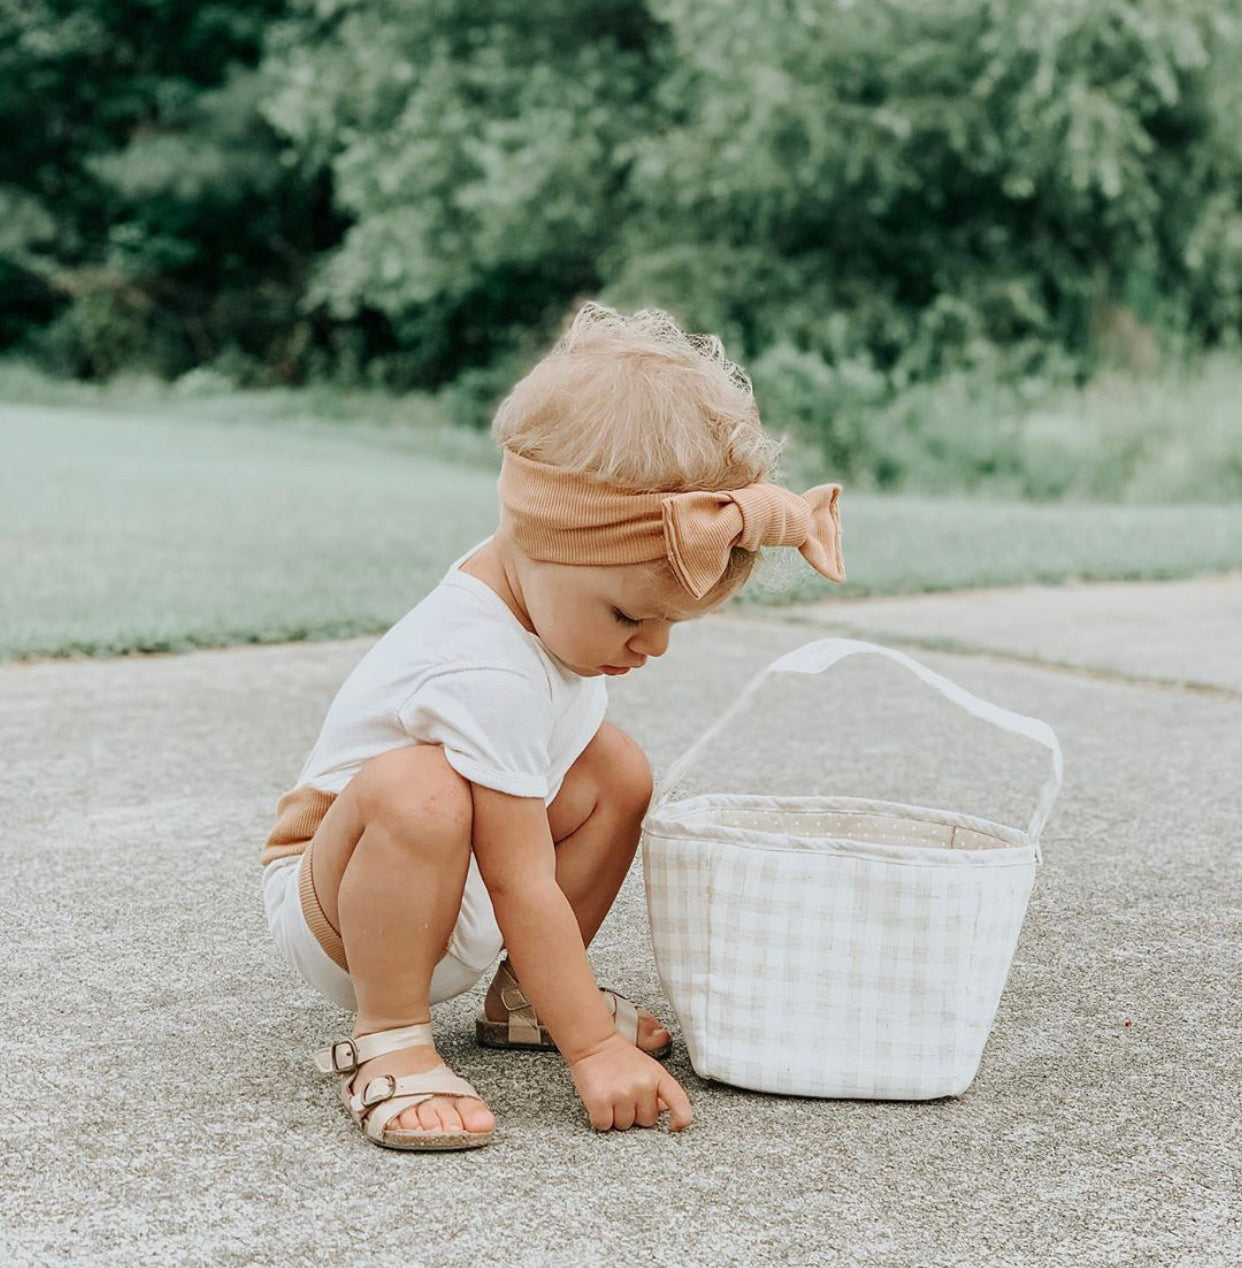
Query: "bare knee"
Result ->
[[591, 724, 654, 820], [356, 744, 473, 860]]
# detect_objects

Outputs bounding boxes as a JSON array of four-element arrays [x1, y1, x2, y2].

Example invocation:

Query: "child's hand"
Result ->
[[567, 1033, 694, 1132]]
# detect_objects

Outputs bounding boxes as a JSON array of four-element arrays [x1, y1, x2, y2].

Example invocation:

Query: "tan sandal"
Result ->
[[312, 1022, 494, 1151], [475, 957, 673, 1059]]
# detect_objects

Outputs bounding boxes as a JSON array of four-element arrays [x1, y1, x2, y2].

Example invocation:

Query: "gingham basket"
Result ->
[[641, 637, 1063, 1100]]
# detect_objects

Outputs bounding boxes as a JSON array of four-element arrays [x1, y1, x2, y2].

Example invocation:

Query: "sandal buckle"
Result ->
[[361, 1075, 397, 1107], [500, 986, 528, 1010], [330, 1039, 359, 1073]]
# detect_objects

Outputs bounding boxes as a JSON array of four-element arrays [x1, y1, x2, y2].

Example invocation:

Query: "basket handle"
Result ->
[[650, 637, 1063, 853]]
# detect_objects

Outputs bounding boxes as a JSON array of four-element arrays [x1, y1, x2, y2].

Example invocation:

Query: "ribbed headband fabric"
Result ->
[[497, 449, 846, 600]]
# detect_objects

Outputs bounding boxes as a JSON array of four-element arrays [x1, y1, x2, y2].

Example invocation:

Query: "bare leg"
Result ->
[[310, 744, 493, 1136], [551, 781, 646, 948]]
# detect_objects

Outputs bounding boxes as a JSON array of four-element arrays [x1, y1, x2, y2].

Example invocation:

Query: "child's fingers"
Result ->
[[657, 1074, 694, 1130], [634, 1086, 661, 1129], [587, 1098, 615, 1132], [611, 1097, 637, 1131]]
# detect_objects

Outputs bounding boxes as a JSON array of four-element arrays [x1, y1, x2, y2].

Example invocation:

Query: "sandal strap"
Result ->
[[493, 957, 642, 1047], [348, 1065, 483, 1142], [348, 1064, 480, 1116], [602, 988, 640, 1045], [495, 958, 542, 1045], [312, 1022, 434, 1074]]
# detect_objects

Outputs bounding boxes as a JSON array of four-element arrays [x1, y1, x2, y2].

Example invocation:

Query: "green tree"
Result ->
[[0, 0, 334, 378], [603, 0, 1242, 381], [2, 0, 1239, 408], [261, 0, 672, 387]]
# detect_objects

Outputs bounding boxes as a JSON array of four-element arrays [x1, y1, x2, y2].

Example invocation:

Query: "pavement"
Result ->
[[759, 573, 1242, 695], [1, 574, 1238, 1267]]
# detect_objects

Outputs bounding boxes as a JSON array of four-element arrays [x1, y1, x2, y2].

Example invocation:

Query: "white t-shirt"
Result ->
[[296, 535, 609, 803]]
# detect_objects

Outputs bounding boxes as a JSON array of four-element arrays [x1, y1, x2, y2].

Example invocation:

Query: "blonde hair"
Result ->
[[491, 301, 791, 606]]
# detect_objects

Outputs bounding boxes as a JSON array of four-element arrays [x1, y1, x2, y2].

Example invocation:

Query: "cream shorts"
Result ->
[[261, 848, 505, 1012]]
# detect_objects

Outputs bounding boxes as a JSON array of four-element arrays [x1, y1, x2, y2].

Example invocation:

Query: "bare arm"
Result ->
[[469, 781, 693, 1131], [468, 783, 616, 1062]]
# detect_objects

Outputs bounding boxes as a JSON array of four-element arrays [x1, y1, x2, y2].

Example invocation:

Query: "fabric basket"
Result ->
[[641, 637, 1062, 1100]]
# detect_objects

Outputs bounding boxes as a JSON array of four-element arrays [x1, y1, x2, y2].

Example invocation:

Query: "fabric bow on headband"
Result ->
[[660, 481, 845, 599], [498, 450, 845, 600]]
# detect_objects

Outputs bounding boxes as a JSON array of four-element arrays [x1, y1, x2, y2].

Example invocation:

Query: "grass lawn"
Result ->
[[4, 399, 1242, 661]]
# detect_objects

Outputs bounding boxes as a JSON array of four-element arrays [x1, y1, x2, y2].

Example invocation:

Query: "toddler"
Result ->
[[260, 302, 846, 1150]]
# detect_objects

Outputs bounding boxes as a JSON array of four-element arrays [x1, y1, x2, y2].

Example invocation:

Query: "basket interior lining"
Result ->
[[696, 806, 1010, 852]]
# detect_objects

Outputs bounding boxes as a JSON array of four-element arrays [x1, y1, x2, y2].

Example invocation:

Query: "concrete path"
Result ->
[[750, 571, 1242, 695], [1, 578, 1238, 1267]]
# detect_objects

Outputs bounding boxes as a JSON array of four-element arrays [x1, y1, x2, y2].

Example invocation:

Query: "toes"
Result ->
[[459, 1098, 496, 1135], [382, 1105, 415, 1132], [390, 1106, 418, 1132], [393, 1098, 491, 1136], [437, 1102, 465, 1133], [415, 1101, 444, 1133], [637, 1009, 671, 1051]]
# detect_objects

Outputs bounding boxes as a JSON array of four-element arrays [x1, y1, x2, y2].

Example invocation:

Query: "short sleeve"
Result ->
[[396, 668, 554, 799]]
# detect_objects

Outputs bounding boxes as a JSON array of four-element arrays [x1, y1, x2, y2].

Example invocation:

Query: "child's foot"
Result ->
[[347, 1027, 494, 1137], [482, 962, 672, 1054]]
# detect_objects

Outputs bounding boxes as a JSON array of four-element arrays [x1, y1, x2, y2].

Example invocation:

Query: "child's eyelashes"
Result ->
[[612, 608, 642, 627]]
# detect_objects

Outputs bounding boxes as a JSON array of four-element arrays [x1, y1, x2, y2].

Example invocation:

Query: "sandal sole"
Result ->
[[373, 1128, 494, 1151]]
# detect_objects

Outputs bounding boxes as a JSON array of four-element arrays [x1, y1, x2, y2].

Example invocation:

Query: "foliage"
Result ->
[[2, 0, 1241, 498], [0, 0, 337, 379], [260, 0, 671, 386], [603, 0, 1242, 378]]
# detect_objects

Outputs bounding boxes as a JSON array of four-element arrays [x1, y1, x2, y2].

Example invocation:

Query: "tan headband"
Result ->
[[497, 449, 846, 600]]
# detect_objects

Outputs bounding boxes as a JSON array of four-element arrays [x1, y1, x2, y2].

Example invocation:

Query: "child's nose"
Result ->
[[629, 623, 671, 658]]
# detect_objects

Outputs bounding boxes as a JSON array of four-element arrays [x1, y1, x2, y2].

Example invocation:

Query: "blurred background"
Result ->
[[2, 0, 1241, 659]]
